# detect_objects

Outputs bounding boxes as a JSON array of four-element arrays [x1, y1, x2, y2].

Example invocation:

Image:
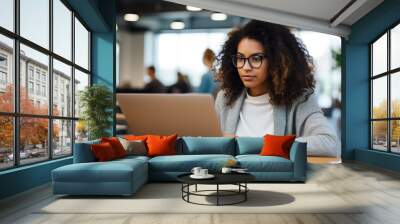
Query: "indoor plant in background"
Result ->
[[79, 84, 113, 140]]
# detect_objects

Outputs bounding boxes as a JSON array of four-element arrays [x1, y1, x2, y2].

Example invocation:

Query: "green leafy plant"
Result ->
[[79, 84, 113, 140]]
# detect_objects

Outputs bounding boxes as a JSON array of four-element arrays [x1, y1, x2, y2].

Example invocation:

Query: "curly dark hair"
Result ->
[[217, 20, 315, 106]]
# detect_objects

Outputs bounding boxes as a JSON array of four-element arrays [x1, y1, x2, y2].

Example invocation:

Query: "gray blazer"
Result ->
[[215, 89, 341, 157]]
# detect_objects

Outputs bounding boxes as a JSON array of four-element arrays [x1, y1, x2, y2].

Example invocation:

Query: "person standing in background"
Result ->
[[198, 48, 218, 96]]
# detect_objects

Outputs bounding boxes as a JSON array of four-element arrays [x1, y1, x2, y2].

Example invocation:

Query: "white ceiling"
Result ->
[[165, 0, 384, 37]]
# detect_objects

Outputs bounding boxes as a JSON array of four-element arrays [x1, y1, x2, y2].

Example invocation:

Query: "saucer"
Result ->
[[190, 174, 215, 179]]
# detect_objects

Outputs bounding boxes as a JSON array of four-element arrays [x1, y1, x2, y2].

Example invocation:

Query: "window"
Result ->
[[0, 71, 6, 85], [28, 67, 34, 80], [0, 0, 91, 170], [42, 85, 46, 97], [0, 0, 14, 32], [370, 23, 400, 154], [28, 81, 34, 94], [36, 83, 40, 95], [0, 55, 7, 67]]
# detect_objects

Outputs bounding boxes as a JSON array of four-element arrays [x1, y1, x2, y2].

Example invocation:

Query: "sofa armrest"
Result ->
[[289, 141, 307, 181], [73, 140, 100, 163]]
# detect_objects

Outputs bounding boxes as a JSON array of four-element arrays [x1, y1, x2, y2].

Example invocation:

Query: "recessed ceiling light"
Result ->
[[211, 13, 227, 21], [186, 6, 202, 11], [124, 13, 139, 22], [170, 21, 185, 30]]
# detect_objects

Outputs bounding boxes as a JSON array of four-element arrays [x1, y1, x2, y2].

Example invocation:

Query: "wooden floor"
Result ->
[[1, 161, 400, 224]]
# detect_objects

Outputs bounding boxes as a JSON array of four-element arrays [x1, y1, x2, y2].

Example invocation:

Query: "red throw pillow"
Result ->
[[91, 142, 117, 161], [101, 137, 127, 158], [259, 134, 296, 159], [146, 134, 178, 157]]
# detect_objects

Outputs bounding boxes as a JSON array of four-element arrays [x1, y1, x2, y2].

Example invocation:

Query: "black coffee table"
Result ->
[[177, 172, 255, 206]]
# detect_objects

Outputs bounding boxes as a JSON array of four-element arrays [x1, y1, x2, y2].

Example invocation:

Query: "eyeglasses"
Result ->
[[231, 53, 266, 69]]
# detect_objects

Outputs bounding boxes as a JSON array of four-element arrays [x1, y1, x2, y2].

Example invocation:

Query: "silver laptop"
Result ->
[[117, 93, 223, 137]]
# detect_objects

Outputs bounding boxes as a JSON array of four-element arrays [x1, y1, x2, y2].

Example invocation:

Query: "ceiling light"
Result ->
[[170, 21, 185, 30], [124, 13, 139, 22], [186, 6, 202, 11], [211, 13, 227, 21]]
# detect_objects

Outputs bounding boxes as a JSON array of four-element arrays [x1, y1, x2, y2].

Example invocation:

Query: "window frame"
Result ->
[[0, 0, 92, 171], [369, 19, 400, 154]]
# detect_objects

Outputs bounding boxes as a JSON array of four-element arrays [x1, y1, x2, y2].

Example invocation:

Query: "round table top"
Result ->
[[177, 172, 255, 185]]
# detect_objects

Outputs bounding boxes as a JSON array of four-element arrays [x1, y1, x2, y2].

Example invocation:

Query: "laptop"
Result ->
[[117, 93, 223, 137]]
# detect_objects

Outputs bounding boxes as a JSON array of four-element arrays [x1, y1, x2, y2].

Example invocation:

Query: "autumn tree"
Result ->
[[0, 84, 60, 152]]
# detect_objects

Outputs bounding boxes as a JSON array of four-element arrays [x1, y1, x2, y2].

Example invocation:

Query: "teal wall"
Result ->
[[343, 0, 400, 171], [0, 0, 116, 200]]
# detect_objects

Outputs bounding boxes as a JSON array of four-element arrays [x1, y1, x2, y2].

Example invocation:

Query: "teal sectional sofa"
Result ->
[[52, 137, 307, 196]]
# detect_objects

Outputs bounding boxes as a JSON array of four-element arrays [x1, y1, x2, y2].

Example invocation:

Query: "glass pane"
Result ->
[[391, 72, 400, 118], [0, 34, 14, 112], [372, 77, 387, 119], [372, 33, 387, 76], [74, 69, 89, 118], [20, 0, 49, 49], [53, 0, 72, 60], [53, 59, 72, 117], [75, 120, 88, 143], [391, 24, 400, 70], [391, 120, 400, 153], [372, 121, 388, 151], [74, 17, 89, 70], [20, 117, 49, 165], [20, 44, 49, 115], [53, 119, 72, 158], [0, 116, 13, 170], [0, 0, 14, 31]]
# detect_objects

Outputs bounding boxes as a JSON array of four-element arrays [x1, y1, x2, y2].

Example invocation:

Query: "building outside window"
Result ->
[[0, 0, 91, 170]]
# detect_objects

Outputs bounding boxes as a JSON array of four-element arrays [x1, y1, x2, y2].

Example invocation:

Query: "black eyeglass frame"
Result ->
[[231, 53, 267, 69]]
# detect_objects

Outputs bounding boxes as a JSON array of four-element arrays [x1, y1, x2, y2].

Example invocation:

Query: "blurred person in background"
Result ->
[[144, 65, 166, 93], [167, 72, 192, 93], [198, 48, 218, 96]]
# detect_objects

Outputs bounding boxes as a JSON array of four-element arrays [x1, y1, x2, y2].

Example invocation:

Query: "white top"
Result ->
[[235, 92, 274, 137]]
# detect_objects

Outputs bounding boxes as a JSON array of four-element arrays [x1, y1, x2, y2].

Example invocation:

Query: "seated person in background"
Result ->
[[198, 48, 218, 96], [167, 72, 193, 93], [144, 65, 166, 93], [215, 20, 341, 159]]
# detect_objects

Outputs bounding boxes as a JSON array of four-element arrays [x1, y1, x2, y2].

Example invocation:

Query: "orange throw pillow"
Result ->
[[101, 137, 127, 158], [146, 134, 178, 157], [124, 135, 148, 141], [91, 142, 117, 161], [259, 134, 296, 159]]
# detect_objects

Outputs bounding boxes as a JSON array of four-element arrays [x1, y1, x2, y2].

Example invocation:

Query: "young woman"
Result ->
[[215, 20, 340, 158]]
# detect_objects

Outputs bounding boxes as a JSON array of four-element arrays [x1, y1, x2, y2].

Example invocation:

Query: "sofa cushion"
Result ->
[[148, 154, 235, 172], [236, 155, 293, 172], [235, 137, 263, 155], [147, 134, 178, 157], [178, 137, 235, 155], [91, 142, 118, 161], [52, 158, 147, 183], [260, 134, 296, 159], [101, 137, 127, 158]]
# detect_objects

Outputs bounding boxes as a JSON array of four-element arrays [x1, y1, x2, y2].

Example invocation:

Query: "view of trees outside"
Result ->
[[0, 0, 91, 170], [0, 85, 64, 168], [371, 23, 400, 153]]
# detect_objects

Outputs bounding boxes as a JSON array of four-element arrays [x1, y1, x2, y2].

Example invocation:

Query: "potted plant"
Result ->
[[79, 84, 113, 140]]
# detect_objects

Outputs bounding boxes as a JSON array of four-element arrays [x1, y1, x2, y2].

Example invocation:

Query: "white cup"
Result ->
[[200, 169, 208, 176], [191, 167, 202, 176], [221, 167, 232, 174]]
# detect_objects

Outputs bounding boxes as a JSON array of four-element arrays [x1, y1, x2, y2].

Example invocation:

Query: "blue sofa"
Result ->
[[52, 137, 307, 196]]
